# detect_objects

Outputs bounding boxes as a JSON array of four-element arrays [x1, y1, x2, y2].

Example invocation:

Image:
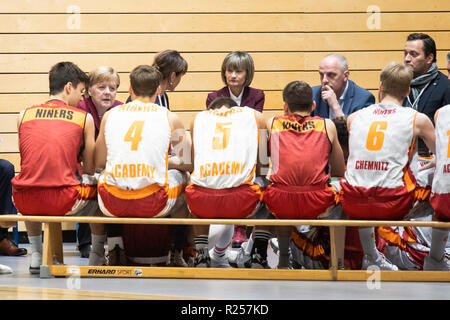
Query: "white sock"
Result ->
[[214, 225, 234, 250], [358, 227, 380, 260], [28, 235, 42, 268], [91, 234, 106, 254], [28, 235, 42, 255], [107, 236, 124, 251], [429, 228, 449, 261]]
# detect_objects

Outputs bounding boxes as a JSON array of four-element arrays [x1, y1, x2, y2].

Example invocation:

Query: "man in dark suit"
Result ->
[[403, 33, 450, 156], [312, 54, 375, 119]]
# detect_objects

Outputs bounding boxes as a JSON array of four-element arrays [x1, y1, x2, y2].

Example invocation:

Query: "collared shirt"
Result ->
[[228, 87, 244, 106], [329, 81, 349, 118]]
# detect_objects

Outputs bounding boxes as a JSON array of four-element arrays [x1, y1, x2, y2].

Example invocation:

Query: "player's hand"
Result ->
[[322, 85, 344, 117]]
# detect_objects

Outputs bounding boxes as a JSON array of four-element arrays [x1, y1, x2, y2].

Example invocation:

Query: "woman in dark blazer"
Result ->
[[206, 51, 265, 112]]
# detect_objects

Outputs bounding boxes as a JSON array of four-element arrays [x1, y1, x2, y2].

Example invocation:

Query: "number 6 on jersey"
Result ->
[[366, 121, 387, 151], [124, 120, 145, 151]]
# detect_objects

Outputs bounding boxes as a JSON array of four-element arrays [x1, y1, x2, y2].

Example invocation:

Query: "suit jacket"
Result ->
[[312, 80, 375, 118], [206, 86, 265, 112], [402, 71, 450, 123]]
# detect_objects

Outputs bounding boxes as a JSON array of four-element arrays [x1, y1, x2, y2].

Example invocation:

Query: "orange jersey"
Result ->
[[12, 100, 87, 189]]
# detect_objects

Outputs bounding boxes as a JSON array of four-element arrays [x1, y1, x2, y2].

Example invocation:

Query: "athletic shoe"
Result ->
[[228, 242, 251, 268], [232, 225, 247, 248], [361, 254, 398, 271], [251, 253, 270, 269], [107, 244, 127, 266], [29, 251, 42, 274], [423, 255, 450, 271], [194, 247, 210, 268], [78, 243, 91, 258], [210, 249, 232, 268], [0, 264, 12, 274], [167, 248, 188, 267], [89, 251, 107, 266]]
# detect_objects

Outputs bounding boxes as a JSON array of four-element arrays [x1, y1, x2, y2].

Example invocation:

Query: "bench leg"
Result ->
[[329, 226, 338, 280], [41, 222, 63, 278]]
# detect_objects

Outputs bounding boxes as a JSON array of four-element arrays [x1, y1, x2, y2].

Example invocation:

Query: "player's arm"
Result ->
[[82, 113, 96, 175], [94, 110, 110, 171], [325, 118, 346, 178], [16, 110, 25, 149], [414, 112, 436, 155], [168, 111, 193, 172], [255, 111, 269, 177]]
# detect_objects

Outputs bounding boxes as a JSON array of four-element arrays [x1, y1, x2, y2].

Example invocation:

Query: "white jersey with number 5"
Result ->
[[191, 106, 258, 189], [345, 104, 417, 190], [432, 104, 450, 195], [101, 100, 171, 190]]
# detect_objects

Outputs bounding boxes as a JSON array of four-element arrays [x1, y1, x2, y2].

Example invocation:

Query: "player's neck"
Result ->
[[48, 94, 68, 105], [134, 96, 155, 104], [379, 95, 403, 107], [291, 111, 311, 117]]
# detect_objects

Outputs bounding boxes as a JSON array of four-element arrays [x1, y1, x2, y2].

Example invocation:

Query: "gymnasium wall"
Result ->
[[1, 0, 449, 173]]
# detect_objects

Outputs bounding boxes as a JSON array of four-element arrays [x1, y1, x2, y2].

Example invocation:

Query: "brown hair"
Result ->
[[221, 51, 255, 87], [153, 50, 188, 81], [282, 81, 313, 113], [130, 65, 162, 97]]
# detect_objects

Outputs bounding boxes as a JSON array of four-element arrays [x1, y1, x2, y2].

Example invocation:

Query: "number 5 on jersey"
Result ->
[[124, 120, 145, 151], [366, 121, 387, 151], [212, 122, 232, 150]]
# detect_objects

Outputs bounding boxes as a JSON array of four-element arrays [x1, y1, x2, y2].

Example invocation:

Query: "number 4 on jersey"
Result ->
[[124, 120, 145, 151]]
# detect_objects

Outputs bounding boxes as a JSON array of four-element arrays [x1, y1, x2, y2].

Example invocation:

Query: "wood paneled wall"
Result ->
[[1, 0, 449, 172]]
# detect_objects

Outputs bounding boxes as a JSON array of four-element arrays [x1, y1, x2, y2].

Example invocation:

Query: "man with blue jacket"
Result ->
[[312, 54, 375, 119]]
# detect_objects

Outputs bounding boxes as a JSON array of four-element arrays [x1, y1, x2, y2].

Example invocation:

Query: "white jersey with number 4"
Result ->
[[101, 100, 171, 190], [345, 103, 417, 190], [432, 104, 450, 195], [191, 106, 258, 189]]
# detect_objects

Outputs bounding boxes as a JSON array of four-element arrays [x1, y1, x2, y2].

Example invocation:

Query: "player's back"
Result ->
[[345, 103, 417, 190], [190, 106, 258, 189], [103, 100, 172, 190], [13, 100, 87, 188]]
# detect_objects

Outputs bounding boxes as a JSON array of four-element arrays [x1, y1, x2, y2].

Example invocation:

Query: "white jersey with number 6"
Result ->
[[345, 103, 417, 190], [101, 100, 171, 190], [191, 106, 258, 189]]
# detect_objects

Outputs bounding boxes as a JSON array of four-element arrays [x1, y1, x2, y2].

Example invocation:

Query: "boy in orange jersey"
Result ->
[[264, 81, 346, 269], [11, 62, 96, 274]]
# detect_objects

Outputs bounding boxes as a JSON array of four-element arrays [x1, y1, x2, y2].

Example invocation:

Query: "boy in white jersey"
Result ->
[[340, 62, 436, 270], [186, 97, 267, 268], [95, 65, 192, 267], [425, 104, 450, 270]]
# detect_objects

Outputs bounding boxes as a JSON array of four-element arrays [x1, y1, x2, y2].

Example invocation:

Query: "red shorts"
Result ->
[[185, 184, 262, 219], [339, 181, 415, 220], [12, 184, 96, 216], [430, 193, 450, 221], [263, 183, 337, 219]]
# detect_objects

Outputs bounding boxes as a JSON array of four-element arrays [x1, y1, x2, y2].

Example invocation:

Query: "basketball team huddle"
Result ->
[[7, 33, 450, 274]]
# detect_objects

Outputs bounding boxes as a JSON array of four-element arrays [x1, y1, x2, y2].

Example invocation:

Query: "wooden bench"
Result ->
[[0, 214, 449, 282]]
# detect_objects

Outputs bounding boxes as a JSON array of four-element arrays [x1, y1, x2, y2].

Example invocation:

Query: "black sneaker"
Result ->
[[167, 248, 188, 267], [194, 248, 210, 268], [78, 243, 91, 258], [251, 253, 270, 269]]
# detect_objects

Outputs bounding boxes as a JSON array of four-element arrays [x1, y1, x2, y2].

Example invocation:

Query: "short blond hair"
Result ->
[[380, 62, 413, 100], [87, 66, 120, 92]]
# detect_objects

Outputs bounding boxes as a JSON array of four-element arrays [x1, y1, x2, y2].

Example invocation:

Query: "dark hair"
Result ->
[[130, 65, 162, 97], [207, 97, 237, 110], [153, 50, 188, 81], [282, 81, 313, 113], [407, 33, 437, 63], [49, 62, 88, 95]]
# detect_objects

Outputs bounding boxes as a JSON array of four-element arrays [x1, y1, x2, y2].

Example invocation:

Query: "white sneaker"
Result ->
[[362, 254, 398, 271], [29, 251, 42, 274], [0, 264, 12, 274], [89, 251, 107, 266], [423, 255, 450, 271], [210, 249, 232, 268], [228, 242, 251, 268]]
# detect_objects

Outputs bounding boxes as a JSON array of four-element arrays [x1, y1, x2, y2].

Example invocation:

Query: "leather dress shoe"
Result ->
[[0, 238, 27, 256]]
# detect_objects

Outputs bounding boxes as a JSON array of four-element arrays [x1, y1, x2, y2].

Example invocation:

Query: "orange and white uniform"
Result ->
[[430, 104, 450, 221], [12, 100, 96, 216], [340, 103, 419, 220], [263, 114, 337, 219], [186, 106, 261, 218], [97, 100, 186, 218]]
